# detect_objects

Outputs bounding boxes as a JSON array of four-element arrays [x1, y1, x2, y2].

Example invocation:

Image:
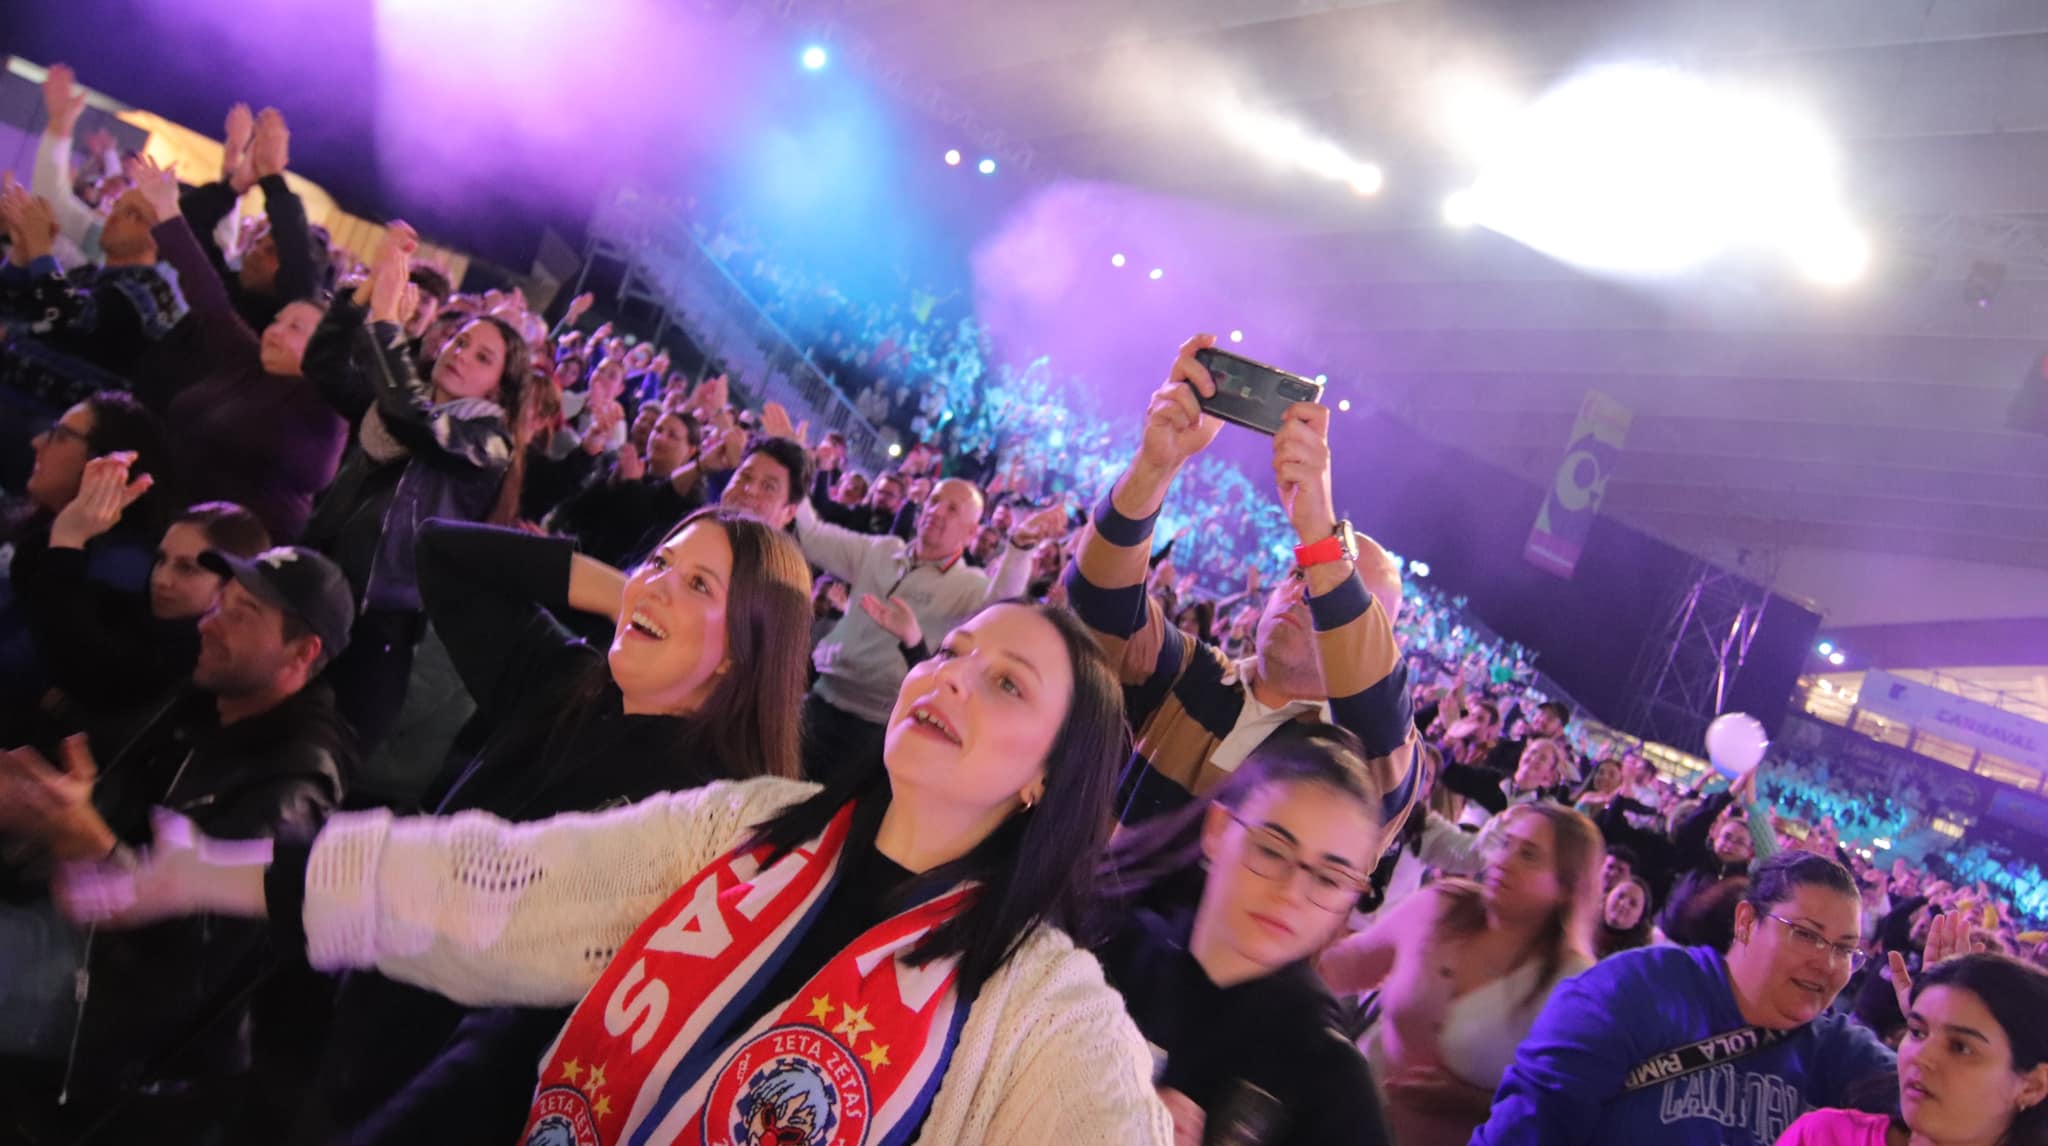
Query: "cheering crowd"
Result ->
[[4, 64, 2048, 1146]]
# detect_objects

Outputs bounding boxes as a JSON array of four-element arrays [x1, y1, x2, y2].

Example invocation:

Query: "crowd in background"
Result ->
[[5, 62, 2048, 1146]]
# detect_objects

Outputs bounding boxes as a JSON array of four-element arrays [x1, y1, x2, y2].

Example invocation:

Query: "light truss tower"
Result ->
[[1622, 560, 1774, 756]]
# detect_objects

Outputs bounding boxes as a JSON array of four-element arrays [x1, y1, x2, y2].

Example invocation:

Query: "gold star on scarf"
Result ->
[[808, 993, 834, 1023], [585, 1063, 608, 1093], [560, 1058, 583, 1084], [593, 1095, 614, 1120], [861, 1042, 892, 1071], [834, 1002, 875, 1043]]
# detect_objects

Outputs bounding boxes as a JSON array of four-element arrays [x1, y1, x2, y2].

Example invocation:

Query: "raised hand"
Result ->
[[50, 452, 153, 549], [0, 735, 109, 859], [249, 107, 290, 180], [760, 400, 800, 442], [223, 102, 254, 186], [581, 400, 626, 456], [56, 808, 268, 928], [861, 593, 923, 649], [615, 440, 645, 482], [1890, 909, 1967, 1019], [1010, 497, 1069, 548], [361, 221, 418, 324], [1136, 334, 1224, 474], [564, 291, 596, 323], [1272, 400, 1336, 545], [130, 153, 182, 222], [1, 183, 58, 263], [41, 64, 87, 140]]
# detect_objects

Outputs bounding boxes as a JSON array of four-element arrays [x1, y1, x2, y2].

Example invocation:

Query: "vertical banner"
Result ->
[[1525, 390, 1632, 579]]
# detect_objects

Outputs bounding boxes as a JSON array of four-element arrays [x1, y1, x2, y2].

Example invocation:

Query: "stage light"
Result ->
[[944, 149, 962, 166], [1455, 64, 1861, 280], [1349, 166, 1384, 196], [1442, 189, 1481, 228], [1828, 651, 1846, 666], [1410, 560, 1431, 578], [1110, 253, 1126, 267], [1796, 218, 1869, 285], [886, 442, 902, 458], [1315, 374, 1327, 385], [977, 158, 997, 175], [1337, 398, 1351, 411], [1817, 641, 1834, 655], [1148, 268, 1164, 280], [800, 45, 828, 70], [1229, 330, 1244, 343]]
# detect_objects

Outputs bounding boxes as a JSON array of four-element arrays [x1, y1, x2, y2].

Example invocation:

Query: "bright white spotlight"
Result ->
[[977, 158, 997, 175], [1314, 374, 1327, 385], [1110, 253, 1126, 267], [886, 442, 902, 458], [1349, 166, 1384, 196], [1337, 398, 1351, 411], [943, 149, 961, 166], [1828, 651, 1847, 666], [1817, 641, 1834, 655], [1148, 268, 1164, 281], [1442, 189, 1482, 228], [800, 45, 828, 70], [1436, 72, 1523, 159], [1229, 330, 1244, 343], [1410, 560, 1431, 578], [1463, 65, 1857, 279], [1795, 217, 1870, 285]]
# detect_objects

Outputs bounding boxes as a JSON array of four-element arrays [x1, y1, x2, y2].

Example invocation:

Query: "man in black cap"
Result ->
[[0, 545, 356, 1121]]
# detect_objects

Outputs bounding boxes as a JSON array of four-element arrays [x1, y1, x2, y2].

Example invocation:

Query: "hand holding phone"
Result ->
[[1137, 335, 1226, 474]]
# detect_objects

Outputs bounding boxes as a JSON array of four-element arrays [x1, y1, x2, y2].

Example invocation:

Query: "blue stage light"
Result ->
[[801, 45, 828, 70], [978, 158, 997, 175]]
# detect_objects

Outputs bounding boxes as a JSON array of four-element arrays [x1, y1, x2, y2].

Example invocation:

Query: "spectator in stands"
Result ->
[[1784, 940, 2040, 1146], [561, 355, 627, 458], [1473, 851, 1898, 1146], [300, 223, 529, 753], [0, 544, 352, 1134], [175, 103, 329, 332], [712, 433, 811, 530], [792, 443, 1056, 779], [1658, 769, 1775, 943], [299, 510, 812, 1142], [0, 392, 172, 738], [1444, 735, 1573, 824], [1094, 723, 1393, 1146], [1597, 874, 1655, 959], [403, 265, 452, 343], [130, 157, 346, 541], [1325, 802, 1601, 1146], [62, 602, 1175, 1144], [546, 406, 706, 566], [1067, 335, 1416, 829]]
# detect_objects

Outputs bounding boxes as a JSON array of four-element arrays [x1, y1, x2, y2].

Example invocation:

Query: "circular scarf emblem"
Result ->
[[705, 1026, 871, 1146], [525, 1086, 601, 1146]]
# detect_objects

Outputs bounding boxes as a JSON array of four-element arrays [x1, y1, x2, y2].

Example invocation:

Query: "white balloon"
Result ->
[[1705, 712, 1769, 777]]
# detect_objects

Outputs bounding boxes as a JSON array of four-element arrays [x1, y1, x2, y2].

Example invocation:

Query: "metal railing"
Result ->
[[586, 188, 890, 472]]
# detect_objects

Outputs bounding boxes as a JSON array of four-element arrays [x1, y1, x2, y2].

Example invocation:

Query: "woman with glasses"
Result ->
[[1092, 723, 1393, 1146], [1320, 801, 1602, 1146], [1472, 850, 1899, 1146]]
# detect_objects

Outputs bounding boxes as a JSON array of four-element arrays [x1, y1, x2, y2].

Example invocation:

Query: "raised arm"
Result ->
[[248, 109, 320, 303], [31, 65, 101, 253], [136, 157, 261, 377], [792, 497, 898, 584], [56, 778, 819, 1008]]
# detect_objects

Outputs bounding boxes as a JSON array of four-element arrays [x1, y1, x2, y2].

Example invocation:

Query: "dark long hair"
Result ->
[[1910, 954, 2048, 1146], [1597, 873, 1656, 959], [1093, 722, 1380, 935], [81, 391, 178, 536], [747, 601, 1126, 995], [462, 314, 533, 527]]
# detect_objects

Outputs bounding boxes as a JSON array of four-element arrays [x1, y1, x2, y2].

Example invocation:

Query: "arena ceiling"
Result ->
[[810, 0, 2048, 623]]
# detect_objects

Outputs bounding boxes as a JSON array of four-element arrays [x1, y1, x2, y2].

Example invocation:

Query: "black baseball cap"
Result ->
[[199, 546, 355, 659]]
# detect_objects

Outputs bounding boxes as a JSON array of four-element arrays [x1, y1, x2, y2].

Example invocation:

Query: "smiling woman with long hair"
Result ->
[[298, 507, 812, 1143], [61, 600, 1173, 1144]]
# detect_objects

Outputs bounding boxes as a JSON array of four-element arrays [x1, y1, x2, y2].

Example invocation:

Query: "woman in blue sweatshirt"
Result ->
[[1472, 850, 1898, 1146]]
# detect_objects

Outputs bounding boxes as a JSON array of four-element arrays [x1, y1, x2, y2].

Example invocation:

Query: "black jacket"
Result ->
[[305, 521, 728, 1142], [65, 682, 351, 1098]]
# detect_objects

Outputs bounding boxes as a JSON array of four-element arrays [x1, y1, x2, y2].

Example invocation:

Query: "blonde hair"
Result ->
[[1437, 802, 1604, 1007]]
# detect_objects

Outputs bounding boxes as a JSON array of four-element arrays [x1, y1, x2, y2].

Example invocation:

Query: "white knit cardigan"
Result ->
[[299, 776, 1174, 1145]]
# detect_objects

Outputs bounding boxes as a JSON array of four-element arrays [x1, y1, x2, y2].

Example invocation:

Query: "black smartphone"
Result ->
[[1192, 348, 1325, 435]]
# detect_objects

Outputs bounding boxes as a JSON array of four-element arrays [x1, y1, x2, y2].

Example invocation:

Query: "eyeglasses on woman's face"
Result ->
[[1765, 911, 1867, 969], [1227, 812, 1367, 913]]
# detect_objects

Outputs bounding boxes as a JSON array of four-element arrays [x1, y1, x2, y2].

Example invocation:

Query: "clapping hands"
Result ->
[[50, 452, 153, 549]]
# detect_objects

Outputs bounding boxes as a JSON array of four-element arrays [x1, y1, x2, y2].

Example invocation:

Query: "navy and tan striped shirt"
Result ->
[[1066, 493, 1419, 829]]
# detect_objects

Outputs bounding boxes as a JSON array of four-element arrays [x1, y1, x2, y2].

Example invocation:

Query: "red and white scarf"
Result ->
[[522, 804, 975, 1146]]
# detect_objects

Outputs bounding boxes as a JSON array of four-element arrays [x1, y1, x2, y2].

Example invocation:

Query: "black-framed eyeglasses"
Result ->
[[1765, 912, 1867, 969], [1226, 812, 1366, 913]]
